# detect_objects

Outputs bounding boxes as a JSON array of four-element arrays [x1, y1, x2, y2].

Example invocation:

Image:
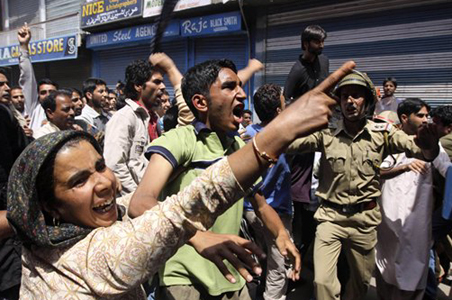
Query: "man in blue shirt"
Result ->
[[244, 83, 293, 300]]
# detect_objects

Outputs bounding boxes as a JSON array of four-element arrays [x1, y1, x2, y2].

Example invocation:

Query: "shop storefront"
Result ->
[[85, 8, 250, 101], [257, 0, 452, 106]]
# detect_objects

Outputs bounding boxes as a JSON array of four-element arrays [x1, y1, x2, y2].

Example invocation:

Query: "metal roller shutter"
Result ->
[[193, 34, 250, 103], [7, 0, 41, 29], [95, 40, 188, 97], [194, 35, 248, 69], [45, 0, 81, 38], [263, 0, 452, 107]]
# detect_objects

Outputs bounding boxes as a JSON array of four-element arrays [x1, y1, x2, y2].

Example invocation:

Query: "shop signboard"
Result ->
[[143, 0, 211, 18], [180, 11, 241, 37], [86, 20, 179, 48], [0, 35, 78, 67], [81, 0, 143, 28]]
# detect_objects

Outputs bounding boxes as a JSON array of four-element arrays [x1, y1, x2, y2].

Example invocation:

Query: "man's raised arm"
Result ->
[[18, 23, 38, 117]]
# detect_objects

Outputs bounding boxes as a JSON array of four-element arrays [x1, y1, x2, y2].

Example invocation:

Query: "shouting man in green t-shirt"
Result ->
[[130, 56, 300, 300]]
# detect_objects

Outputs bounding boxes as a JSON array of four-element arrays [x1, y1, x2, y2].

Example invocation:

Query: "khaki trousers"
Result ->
[[157, 284, 252, 300], [314, 220, 377, 300]]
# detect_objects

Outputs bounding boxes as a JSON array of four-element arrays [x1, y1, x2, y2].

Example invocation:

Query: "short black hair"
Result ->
[[397, 98, 430, 121], [41, 89, 72, 117], [115, 94, 127, 111], [83, 78, 106, 98], [38, 78, 58, 91], [182, 59, 237, 119], [163, 105, 179, 132], [243, 109, 252, 115], [301, 25, 327, 50], [383, 77, 398, 89], [0, 67, 8, 77], [10, 85, 22, 91], [431, 105, 452, 127], [69, 87, 82, 97], [124, 60, 154, 100], [253, 83, 283, 123]]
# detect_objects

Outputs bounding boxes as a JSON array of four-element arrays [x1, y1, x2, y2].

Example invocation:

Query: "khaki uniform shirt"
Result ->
[[440, 132, 452, 160], [288, 120, 428, 207]]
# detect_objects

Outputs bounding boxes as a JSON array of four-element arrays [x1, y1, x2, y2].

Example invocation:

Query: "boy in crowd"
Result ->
[[374, 76, 400, 115], [243, 83, 293, 300]]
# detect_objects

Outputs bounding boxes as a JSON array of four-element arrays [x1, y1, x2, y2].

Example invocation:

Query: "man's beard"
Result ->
[[309, 48, 322, 56]]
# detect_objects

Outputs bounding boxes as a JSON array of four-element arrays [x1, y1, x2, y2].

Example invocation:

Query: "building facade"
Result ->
[[0, 0, 451, 107]]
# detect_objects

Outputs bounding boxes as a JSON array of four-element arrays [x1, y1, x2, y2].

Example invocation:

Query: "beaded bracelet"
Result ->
[[252, 135, 278, 165]]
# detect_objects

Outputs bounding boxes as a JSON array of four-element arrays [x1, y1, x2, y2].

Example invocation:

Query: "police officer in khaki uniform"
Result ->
[[288, 71, 439, 300]]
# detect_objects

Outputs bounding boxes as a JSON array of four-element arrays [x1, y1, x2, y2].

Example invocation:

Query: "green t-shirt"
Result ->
[[147, 122, 246, 295]]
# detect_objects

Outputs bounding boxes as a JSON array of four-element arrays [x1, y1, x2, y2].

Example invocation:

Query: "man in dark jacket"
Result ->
[[0, 67, 28, 300], [284, 25, 329, 256]]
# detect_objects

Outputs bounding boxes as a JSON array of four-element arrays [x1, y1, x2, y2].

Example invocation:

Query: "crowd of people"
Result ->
[[0, 22, 451, 300]]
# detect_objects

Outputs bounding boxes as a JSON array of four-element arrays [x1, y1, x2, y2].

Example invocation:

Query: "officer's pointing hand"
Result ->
[[275, 61, 356, 139], [414, 123, 440, 160]]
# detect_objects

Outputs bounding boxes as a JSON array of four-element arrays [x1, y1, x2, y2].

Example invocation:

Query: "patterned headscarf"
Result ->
[[7, 131, 105, 248]]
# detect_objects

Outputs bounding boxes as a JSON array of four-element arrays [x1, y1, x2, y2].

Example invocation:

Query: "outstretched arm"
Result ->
[[188, 61, 354, 283], [18, 23, 38, 117], [128, 153, 173, 217], [123, 61, 354, 287], [149, 52, 183, 88], [150, 52, 194, 126], [237, 59, 264, 86], [415, 124, 440, 161], [229, 61, 355, 188], [382, 160, 430, 179], [250, 192, 301, 280]]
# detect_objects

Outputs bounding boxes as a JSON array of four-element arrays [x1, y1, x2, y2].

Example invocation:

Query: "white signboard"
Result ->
[[143, 0, 212, 18]]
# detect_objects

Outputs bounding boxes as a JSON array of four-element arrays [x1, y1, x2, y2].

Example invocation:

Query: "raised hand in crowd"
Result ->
[[238, 58, 264, 85], [18, 23, 31, 50]]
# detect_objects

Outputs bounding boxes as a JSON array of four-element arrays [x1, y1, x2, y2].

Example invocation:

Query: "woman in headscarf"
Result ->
[[5, 61, 353, 300], [7, 130, 251, 300]]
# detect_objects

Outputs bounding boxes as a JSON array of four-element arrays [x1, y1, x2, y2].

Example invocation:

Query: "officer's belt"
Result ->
[[320, 199, 377, 215]]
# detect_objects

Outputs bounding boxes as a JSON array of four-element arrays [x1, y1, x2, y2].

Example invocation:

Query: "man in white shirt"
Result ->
[[376, 98, 451, 300], [33, 90, 76, 139], [77, 78, 109, 132]]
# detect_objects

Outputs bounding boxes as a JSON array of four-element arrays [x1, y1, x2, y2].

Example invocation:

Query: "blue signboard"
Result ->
[[180, 11, 241, 37], [81, 0, 142, 28], [87, 20, 179, 49], [0, 35, 78, 67]]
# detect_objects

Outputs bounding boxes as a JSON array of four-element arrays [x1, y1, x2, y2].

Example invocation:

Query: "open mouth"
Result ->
[[346, 105, 357, 113], [232, 102, 244, 124], [92, 198, 115, 213]]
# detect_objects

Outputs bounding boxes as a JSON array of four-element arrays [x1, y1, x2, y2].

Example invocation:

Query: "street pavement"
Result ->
[[286, 262, 452, 300]]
